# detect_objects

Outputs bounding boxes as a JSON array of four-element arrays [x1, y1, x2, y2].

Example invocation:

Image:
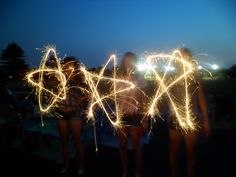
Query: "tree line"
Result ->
[[0, 42, 29, 82]]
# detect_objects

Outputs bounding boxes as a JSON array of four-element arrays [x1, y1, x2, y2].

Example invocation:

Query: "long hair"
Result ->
[[119, 52, 137, 76], [179, 47, 200, 89], [62, 56, 82, 85], [62, 56, 80, 69], [179, 47, 193, 58]]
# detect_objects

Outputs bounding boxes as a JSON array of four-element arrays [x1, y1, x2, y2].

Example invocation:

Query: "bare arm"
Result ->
[[197, 83, 210, 136]]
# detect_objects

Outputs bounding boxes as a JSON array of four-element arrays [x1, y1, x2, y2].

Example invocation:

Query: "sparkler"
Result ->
[[26, 47, 68, 113], [80, 54, 136, 128], [144, 49, 198, 132], [26, 46, 201, 133]]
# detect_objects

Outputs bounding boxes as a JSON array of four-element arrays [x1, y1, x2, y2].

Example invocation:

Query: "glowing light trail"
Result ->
[[80, 54, 136, 128], [144, 50, 197, 132], [26, 47, 67, 113]]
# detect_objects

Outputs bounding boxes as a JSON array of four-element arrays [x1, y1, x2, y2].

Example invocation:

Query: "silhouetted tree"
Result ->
[[213, 69, 228, 79], [0, 42, 29, 81], [227, 65, 236, 79]]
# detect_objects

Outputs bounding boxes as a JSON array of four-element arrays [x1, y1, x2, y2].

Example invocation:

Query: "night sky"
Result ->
[[0, 0, 236, 68]]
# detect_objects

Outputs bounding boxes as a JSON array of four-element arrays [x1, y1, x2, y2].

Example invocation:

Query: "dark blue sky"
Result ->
[[0, 0, 236, 68]]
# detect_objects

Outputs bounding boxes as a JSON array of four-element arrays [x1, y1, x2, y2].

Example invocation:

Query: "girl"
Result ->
[[168, 48, 210, 177], [117, 52, 146, 177], [58, 57, 87, 177]]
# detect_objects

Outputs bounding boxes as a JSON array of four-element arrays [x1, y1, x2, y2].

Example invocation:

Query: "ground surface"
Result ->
[[0, 123, 235, 177]]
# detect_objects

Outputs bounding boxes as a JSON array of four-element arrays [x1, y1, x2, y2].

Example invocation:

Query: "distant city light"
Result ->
[[212, 64, 219, 70], [198, 65, 202, 70], [136, 63, 153, 72], [137, 63, 147, 71], [165, 66, 175, 71]]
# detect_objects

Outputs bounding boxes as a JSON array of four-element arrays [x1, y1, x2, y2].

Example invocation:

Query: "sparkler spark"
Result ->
[[80, 54, 136, 128], [26, 47, 68, 113], [26, 46, 200, 133], [144, 49, 198, 132]]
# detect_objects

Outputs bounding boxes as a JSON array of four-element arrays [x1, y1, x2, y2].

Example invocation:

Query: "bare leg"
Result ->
[[118, 126, 128, 177], [69, 119, 85, 174], [130, 127, 143, 177], [184, 133, 197, 177], [58, 119, 69, 169], [169, 129, 181, 177]]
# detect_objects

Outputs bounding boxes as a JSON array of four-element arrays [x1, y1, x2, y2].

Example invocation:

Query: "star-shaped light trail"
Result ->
[[145, 49, 197, 132], [80, 54, 136, 128], [26, 47, 67, 113]]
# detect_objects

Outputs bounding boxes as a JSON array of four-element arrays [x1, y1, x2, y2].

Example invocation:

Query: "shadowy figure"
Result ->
[[57, 57, 87, 177], [168, 48, 210, 177], [117, 52, 146, 177]]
